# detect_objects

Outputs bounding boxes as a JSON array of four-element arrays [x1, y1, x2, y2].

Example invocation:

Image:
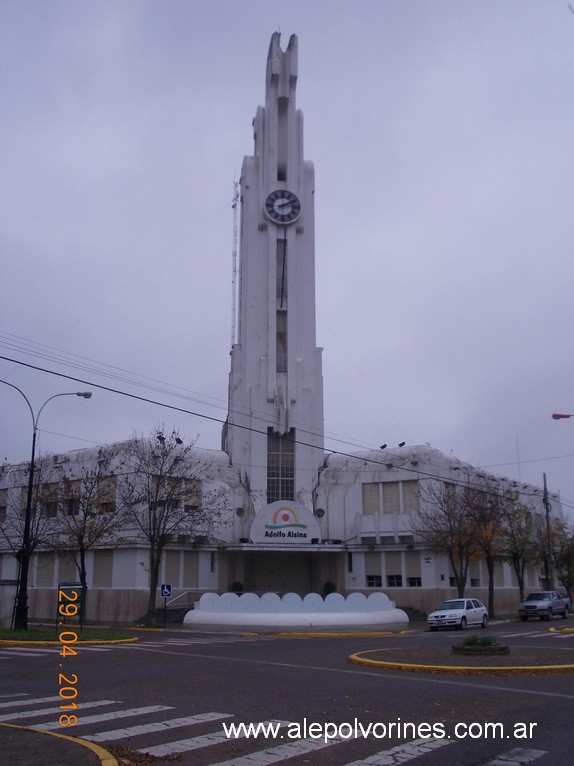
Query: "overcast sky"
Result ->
[[2, 1, 574, 520]]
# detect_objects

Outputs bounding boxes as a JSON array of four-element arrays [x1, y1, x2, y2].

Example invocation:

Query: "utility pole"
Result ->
[[543, 473, 553, 590]]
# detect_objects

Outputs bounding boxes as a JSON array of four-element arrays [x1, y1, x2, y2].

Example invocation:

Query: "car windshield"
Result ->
[[436, 600, 465, 611], [526, 593, 550, 601]]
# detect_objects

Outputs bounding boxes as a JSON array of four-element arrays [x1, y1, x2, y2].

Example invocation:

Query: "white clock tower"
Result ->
[[224, 32, 324, 513]]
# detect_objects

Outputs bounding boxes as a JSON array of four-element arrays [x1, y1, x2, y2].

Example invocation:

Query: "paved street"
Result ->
[[2, 622, 573, 765]]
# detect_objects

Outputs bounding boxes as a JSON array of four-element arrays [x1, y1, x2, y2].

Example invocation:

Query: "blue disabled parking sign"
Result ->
[[161, 583, 172, 598]]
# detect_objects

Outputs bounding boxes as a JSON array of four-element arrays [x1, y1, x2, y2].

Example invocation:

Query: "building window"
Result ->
[[366, 575, 382, 588], [93, 550, 113, 588], [63, 480, 80, 516], [267, 428, 295, 503], [44, 501, 58, 518], [382, 482, 400, 514], [96, 476, 117, 515], [362, 483, 380, 515], [0, 489, 7, 523], [402, 481, 419, 513], [407, 577, 422, 587], [276, 238, 287, 305], [276, 310, 287, 372], [387, 574, 403, 587], [362, 481, 420, 516], [347, 552, 353, 573]]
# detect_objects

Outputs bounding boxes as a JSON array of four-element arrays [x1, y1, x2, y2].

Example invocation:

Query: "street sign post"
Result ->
[[160, 584, 171, 628]]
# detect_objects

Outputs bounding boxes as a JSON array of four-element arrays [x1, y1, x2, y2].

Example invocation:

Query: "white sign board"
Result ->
[[249, 501, 321, 544]]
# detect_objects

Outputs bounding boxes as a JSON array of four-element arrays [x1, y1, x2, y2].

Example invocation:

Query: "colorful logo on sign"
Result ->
[[265, 506, 307, 531]]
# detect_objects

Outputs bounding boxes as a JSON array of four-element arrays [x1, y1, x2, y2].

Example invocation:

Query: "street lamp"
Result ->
[[552, 413, 574, 420], [0, 381, 92, 630]]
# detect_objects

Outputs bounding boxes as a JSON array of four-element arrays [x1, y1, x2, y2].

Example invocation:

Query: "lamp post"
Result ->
[[0, 381, 92, 630]]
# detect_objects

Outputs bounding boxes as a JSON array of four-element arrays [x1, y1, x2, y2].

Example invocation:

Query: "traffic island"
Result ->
[[451, 636, 509, 656], [348, 643, 574, 675]]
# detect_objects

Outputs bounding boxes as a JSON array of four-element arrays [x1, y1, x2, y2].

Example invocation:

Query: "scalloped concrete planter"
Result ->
[[183, 592, 409, 628], [452, 644, 509, 656]]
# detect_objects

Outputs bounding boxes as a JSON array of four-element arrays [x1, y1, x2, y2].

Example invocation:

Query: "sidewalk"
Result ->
[[0, 723, 118, 766]]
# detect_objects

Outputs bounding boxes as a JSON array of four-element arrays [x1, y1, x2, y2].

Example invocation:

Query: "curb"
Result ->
[[0, 723, 119, 766], [0, 637, 139, 647], [348, 648, 574, 675]]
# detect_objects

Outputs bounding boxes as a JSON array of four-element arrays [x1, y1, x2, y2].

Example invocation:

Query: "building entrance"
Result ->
[[242, 551, 341, 597]]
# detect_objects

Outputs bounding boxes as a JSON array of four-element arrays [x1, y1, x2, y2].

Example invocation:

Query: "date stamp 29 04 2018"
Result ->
[[57, 588, 80, 727]]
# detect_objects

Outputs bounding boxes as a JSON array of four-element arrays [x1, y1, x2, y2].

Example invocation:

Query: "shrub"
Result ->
[[460, 635, 500, 648]]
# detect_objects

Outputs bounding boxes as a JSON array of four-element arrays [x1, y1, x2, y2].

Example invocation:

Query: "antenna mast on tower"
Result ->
[[231, 181, 239, 347]]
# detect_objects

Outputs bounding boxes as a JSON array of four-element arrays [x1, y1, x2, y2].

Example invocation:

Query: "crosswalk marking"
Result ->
[[499, 630, 573, 640], [480, 747, 547, 765], [0, 699, 117, 722], [0, 695, 61, 710], [35, 704, 174, 731], [341, 737, 453, 765], [85, 711, 234, 742], [211, 735, 348, 765], [141, 720, 290, 757], [0, 697, 554, 766]]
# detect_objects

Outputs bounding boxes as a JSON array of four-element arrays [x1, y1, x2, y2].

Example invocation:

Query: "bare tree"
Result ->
[[118, 427, 228, 626], [465, 485, 505, 619], [411, 481, 478, 597], [50, 447, 127, 614], [500, 496, 538, 602], [0, 455, 61, 559], [550, 519, 574, 597]]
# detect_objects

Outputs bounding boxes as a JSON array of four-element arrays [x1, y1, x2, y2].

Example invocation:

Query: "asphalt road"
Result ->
[[2, 620, 574, 766]]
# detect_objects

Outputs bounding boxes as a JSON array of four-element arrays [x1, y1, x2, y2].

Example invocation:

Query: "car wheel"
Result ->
[[459, 616, 467, 630], [547, 608, 553, 621], [563, 607, 569, 620], [481, 615, 488, 629], [429, 626, 438, 632]]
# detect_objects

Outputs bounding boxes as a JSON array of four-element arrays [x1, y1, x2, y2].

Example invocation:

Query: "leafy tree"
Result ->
[[118, 427, 228, 626]]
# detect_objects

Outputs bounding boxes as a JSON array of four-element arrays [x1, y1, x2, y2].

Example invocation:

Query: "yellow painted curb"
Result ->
[[348, 649, 574, 675], [549, 627, 574, 634], [0, 637, 138, 647], [0, 723, 119, 766]]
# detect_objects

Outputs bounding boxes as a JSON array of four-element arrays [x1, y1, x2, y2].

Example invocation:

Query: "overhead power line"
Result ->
[[2, 353, 570, 509]]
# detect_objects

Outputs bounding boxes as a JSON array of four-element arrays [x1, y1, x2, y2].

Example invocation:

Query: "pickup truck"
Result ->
[[518, 591, 570, 622]]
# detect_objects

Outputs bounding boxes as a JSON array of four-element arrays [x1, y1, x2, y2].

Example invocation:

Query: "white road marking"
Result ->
[[85, 711, 234, 742]]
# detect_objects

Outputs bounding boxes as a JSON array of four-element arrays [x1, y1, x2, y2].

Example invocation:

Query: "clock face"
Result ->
[[264, 190, 301, 224]]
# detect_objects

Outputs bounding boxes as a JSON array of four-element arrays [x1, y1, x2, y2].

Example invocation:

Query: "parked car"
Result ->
[[427, 598, 488, 631], [518, 591, 570, 622]]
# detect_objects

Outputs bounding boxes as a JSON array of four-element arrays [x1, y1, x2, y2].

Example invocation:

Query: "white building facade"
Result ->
[[0, 34, 565, 624]]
